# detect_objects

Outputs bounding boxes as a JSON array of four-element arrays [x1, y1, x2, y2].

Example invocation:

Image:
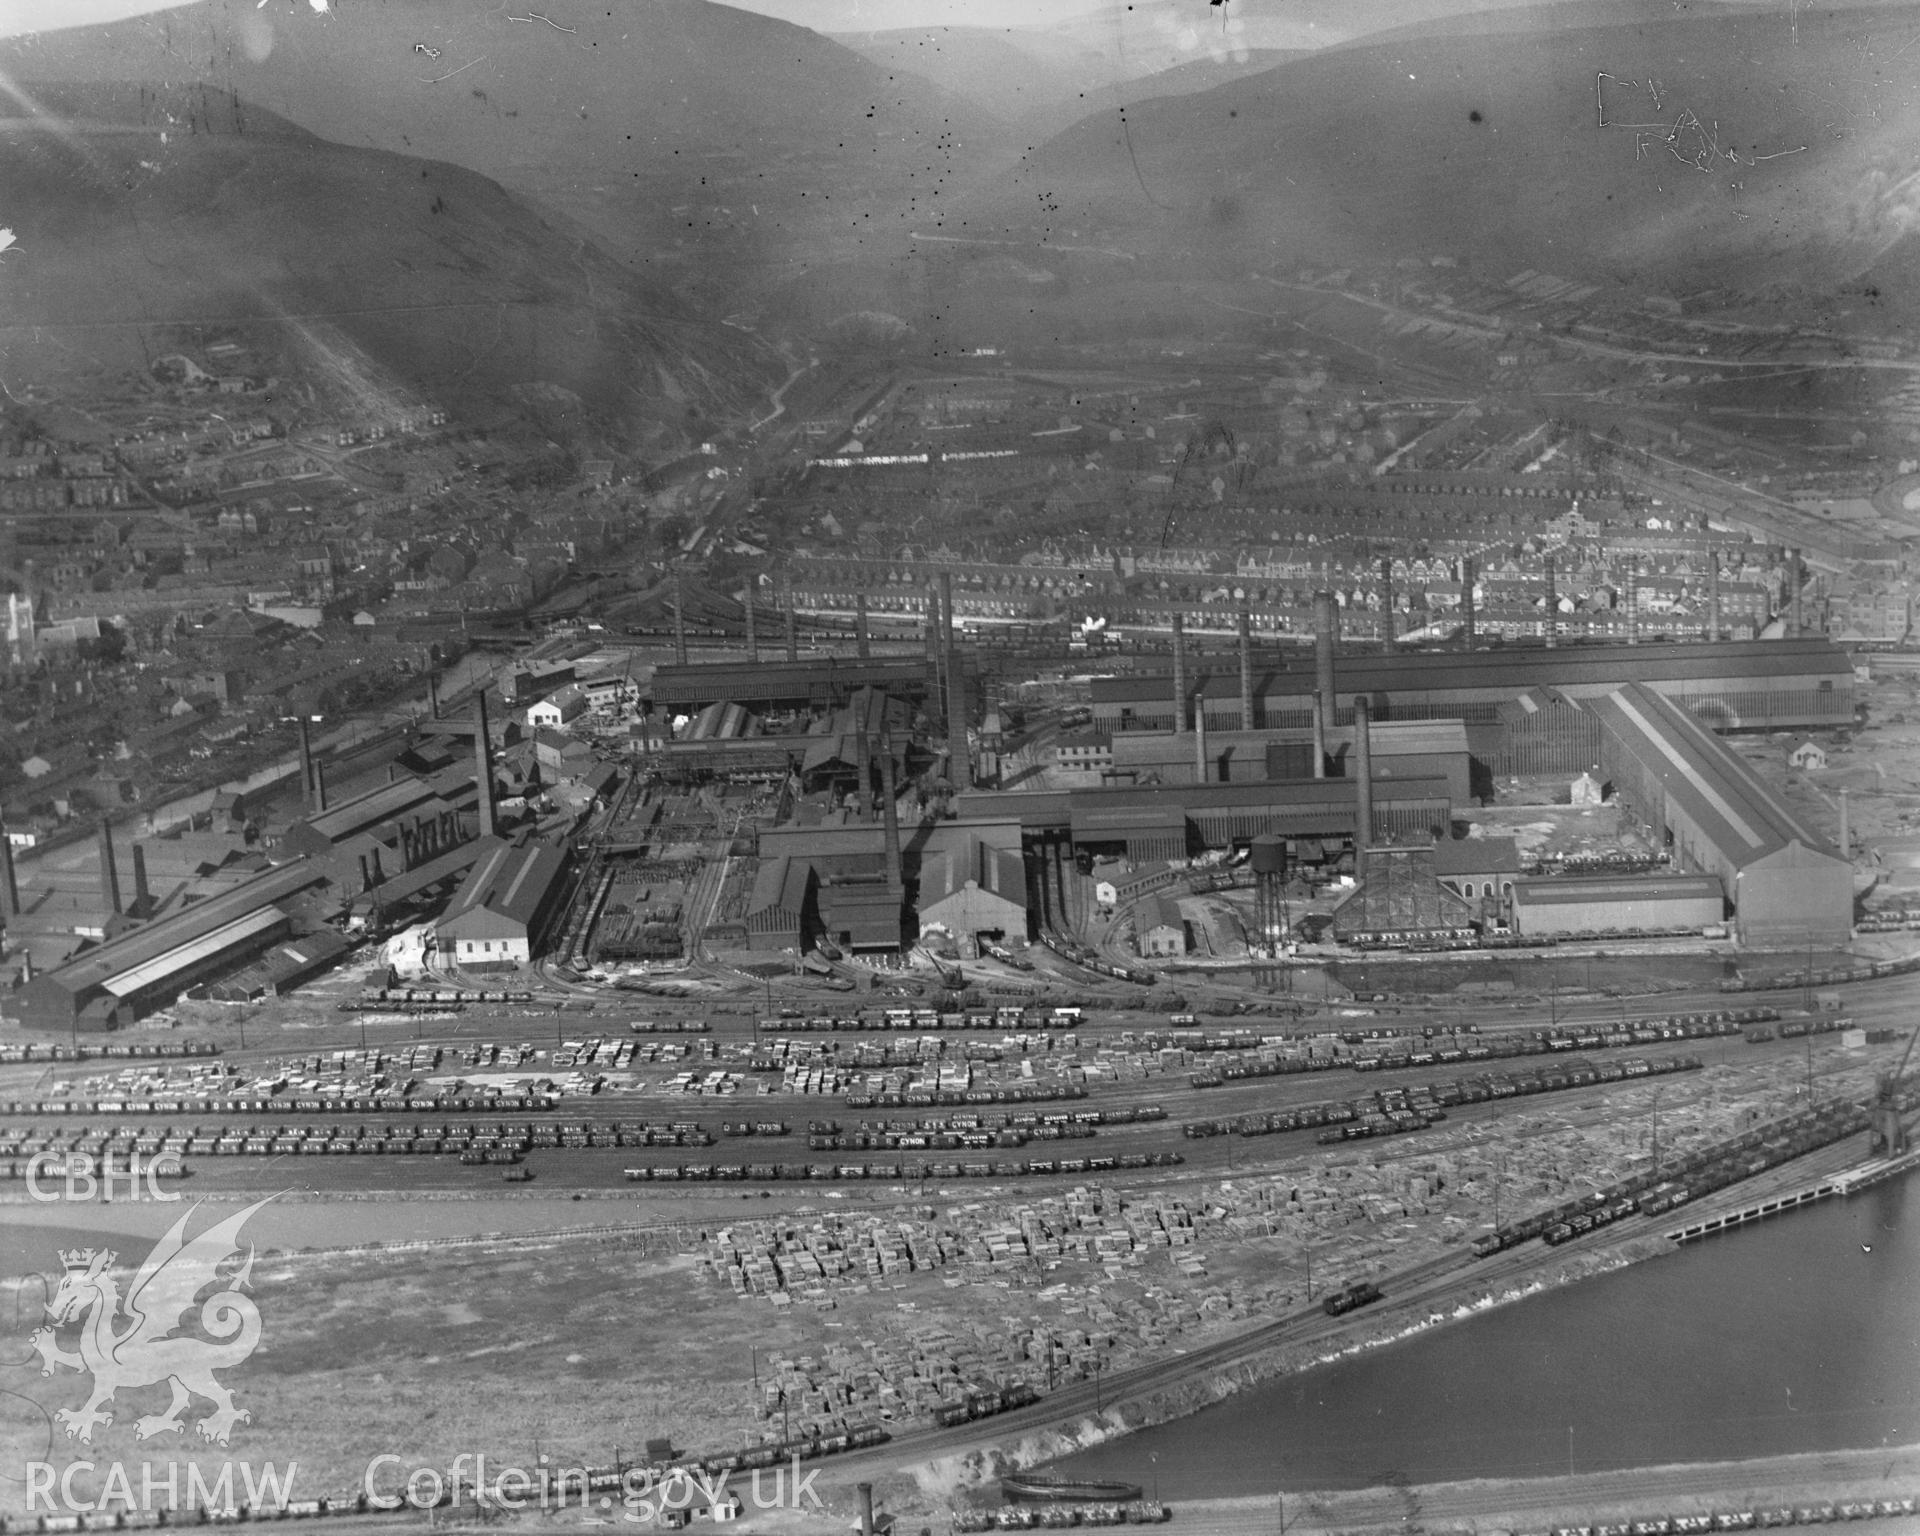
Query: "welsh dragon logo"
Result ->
[[30, 1198, 271, 1447]]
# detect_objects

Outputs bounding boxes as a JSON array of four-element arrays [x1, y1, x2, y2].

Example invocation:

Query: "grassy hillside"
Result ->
[[0, 83, 779, 449], [954, 1, 1920, 303], [0, 0, 1015, 310], [832, 24, 1307, 138]]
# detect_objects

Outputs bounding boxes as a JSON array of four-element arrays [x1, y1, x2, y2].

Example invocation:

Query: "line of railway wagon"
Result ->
[[1183, 1009, 1778, 1087], [624, 1151, 1185, 1180], [0, 1041, 220, 1064], [1510, 1496, 1920, 1536], [954, 1502, 1173, 1529], [1184, 1053, 1704, 1142], [1470, 1099, 1871, 1258]]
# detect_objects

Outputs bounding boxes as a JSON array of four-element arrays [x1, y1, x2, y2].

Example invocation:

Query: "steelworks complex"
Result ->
[[1, 588, 1863, 1029]]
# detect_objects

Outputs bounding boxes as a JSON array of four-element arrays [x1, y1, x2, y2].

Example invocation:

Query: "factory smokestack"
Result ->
[[1171, 612, 1188, 737], [1311, 688, 1328, 780], [298, 716, 316, 814], [0, 824, 18, 919], [1839, 787, 1850, 862], [1789, 549, 1804, 639], [1379, 557, 1396, 655], [744, 582, 758, 661], [856, 592, 871, 659], [98, 821, 122, 917], [313, 758, 328, 815], [473, 693, 496, 841], [1708, 552, 1722, 643], [1461, 560, 1477, 642], [1626, 559, 1640, 645], [672, 573, 688, 666], [859, 1486, 875, 1536], [1354, 695, 1375, 852], [1194, 692, 1208, 783], [854, 720, 871, 813], [942, 573, 970, 789], [785, 576, 799, 662], [1238, 610, 1255, 731], [131, 842, 151, 912], [880, 733, 902, 878], [1313, 590, 1338, 724], [1543, 554, 1558, 649], [428, 672, 441, 720]]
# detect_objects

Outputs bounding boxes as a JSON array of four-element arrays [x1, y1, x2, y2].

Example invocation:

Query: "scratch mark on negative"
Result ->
[[418, 55, 486, 82]]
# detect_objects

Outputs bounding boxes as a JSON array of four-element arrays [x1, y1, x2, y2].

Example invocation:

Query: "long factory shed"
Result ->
[[1090, 638, 1854, 733], [17, 860, 332, 1031], [1582, 683, 1853, 946]]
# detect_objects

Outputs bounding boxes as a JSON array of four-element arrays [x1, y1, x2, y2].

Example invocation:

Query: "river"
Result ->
[[1045, 1172, 1920, 1494]]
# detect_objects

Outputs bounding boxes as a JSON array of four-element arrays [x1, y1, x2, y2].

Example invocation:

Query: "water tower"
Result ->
[[1250, 834, 1290, 959]]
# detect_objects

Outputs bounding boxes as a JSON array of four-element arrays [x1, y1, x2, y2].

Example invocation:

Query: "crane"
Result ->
[[1869, 1025, 1919, 1157]]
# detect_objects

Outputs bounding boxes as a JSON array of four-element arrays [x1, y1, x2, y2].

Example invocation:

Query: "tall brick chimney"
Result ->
[[98, 821, 122, 917], [1171, 613, 1188, 737], [1238, 610, 1255, 731], [473, 694, 496, 840]]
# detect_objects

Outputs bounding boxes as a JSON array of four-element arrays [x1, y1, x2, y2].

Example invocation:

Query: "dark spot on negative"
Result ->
[[1469, 109, 1484, 123]]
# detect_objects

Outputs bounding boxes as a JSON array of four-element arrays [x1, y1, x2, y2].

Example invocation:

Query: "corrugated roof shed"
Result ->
[[1586, 684, 1832, 863], [921, 837, 1027, 909], [101, 907, 289, 998], [1091, 638, 1852, 706], [34, 861, 327, 995], [1514, 874, 1726, 906], [438, 838, 569, 934]]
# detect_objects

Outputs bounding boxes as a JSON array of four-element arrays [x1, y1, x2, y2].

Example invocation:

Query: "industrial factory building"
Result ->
[[1103, 718, 1471, 800], [651, 656, 936, 713], [956, 776, 1450, 864], [435, 835, 573, 965], [16, 860, 331, 1031], [11, 693, 539, 1028], [1091, 638, 1854, 735], [1511, 874, 1727, 939], [1582, 684, 1852, 945], [1329, 846, 1479, 943], [917, 834, 1028, 947]]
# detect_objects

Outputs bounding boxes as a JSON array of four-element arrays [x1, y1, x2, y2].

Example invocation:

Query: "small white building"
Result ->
[[526, 684, 590, 731], [1570, 770, 1605, 806], [1788, 738, 1828, 772]]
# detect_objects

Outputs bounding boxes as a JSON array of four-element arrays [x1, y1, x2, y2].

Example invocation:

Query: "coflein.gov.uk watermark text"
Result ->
[[28, 1457, 827, 1521]]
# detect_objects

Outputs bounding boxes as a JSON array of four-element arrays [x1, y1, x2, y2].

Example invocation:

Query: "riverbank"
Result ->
[[893, 1238, 1664, 1508], [1164, 1443, 1920, 1535]]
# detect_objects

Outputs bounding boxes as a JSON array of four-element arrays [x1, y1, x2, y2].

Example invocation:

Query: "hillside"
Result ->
[[832, 24, 1307, 138], [0, 83, 779, 450], [947, 2, 1920, 312], [0, 0, 1015, 313]]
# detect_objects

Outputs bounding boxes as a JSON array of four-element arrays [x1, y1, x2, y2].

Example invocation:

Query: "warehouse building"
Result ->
[[652, 656, 935, 712], [953, 779, 1451, 863], [17, 860, 333, 1031], [435, 836, 572, 965], [742, 857, 816, 953], [1329, 846, 1478, 943], [1091, 638, 1854, 735], [1104, 719, 1471, 800], [1511, 874, 1727, 939], [1582, 684, 1852, 945], [1137, 893, 1190, 957], [916, 835, 1028, 948], [1431, 837, 1523, 913]]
